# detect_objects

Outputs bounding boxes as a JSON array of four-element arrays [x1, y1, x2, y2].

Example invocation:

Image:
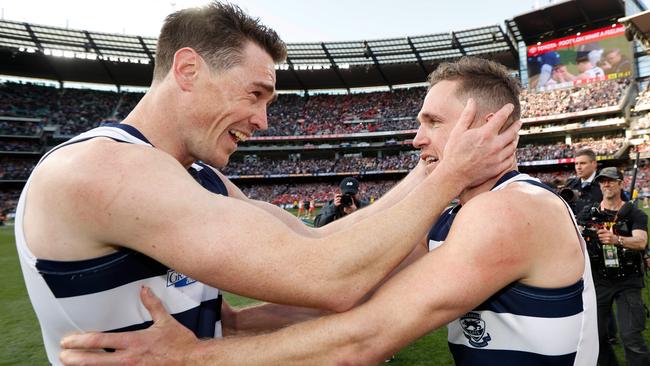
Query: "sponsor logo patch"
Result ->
[[166, 269, 197, 287]]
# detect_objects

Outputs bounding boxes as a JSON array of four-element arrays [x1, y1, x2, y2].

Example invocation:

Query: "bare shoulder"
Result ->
[[453, 182, 583, 287], [24, 139, 192, 259], [32, 138, 188, 198], [460, 182, 571, 234]]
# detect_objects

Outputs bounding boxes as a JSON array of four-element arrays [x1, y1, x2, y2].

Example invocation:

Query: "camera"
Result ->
[[340, 194, 355, 207], [578, 203, 644, 278], [558, 187, 580, 204]]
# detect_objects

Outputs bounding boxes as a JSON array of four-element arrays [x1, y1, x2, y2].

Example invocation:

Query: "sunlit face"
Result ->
[[598, 178, 623, 200], [412, 80, 465, 171], [187, 42, 277, 168], [606, 51, 622, 66], [574, 155, 597, 180]]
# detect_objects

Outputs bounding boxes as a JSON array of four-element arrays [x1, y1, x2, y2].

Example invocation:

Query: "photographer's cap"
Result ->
[[595, 167, 623, 182], [340, 177, 360, 195]]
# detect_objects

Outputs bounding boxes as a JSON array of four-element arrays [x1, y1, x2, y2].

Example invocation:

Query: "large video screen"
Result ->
[[527, 24, 633, 90]]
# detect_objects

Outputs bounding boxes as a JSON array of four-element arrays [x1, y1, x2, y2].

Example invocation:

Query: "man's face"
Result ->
[[574, 155, 597, 180], [187, 42, 277, 168], [606, 51, 621, 66], [577, 61, 591, 73], [598, 178, 623, 200], [412, 80, 466, 171]]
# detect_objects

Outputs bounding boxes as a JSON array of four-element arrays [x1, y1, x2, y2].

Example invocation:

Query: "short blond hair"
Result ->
[[428, 57, 521, 129]]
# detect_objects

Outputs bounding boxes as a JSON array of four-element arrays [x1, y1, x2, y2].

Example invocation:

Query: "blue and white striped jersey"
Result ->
[[427, 171, 598, 366], [15, 124, 224, 365]]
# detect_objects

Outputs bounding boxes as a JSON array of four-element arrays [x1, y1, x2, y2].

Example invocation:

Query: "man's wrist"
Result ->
[[431, 162, 465, 196], [617, 235, 624, 247]]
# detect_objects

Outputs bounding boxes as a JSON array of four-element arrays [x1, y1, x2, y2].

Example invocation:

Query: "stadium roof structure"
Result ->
[[0, 19, 517, 91], [506, 0, 627, 45], [620, 9, 650, 50]]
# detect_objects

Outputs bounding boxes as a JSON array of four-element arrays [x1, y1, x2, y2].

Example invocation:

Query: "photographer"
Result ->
[[564, 148, 603, 215], [579, 167, 650, 366], [314, 177, 369, 227]]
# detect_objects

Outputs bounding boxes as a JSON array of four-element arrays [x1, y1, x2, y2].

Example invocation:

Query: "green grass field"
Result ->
[[2, 212, 650, 365]]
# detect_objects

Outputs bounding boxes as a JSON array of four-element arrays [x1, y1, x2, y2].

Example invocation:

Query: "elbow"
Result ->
[[319, 285, 365, 313]]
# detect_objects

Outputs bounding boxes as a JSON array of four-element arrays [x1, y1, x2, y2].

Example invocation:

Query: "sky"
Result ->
[[1, 0, 547, 42]]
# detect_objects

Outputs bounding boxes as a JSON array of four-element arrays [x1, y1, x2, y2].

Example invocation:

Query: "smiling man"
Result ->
[[13, 3, 521, 365], [59, 57, 596, 366]]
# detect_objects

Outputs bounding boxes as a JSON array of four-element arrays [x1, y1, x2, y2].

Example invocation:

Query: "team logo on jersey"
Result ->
[[459, 312, 491, 347], [166, 269, 197, 287]]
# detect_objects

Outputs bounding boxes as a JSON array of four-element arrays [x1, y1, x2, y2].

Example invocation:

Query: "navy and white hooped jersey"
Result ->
[[15, 124, 225, 365], [428, 171, 598, 366]]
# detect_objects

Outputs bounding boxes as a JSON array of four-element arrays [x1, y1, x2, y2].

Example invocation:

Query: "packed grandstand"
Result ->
[[2, 74, 650, 216], [1, 0, 650, 222]]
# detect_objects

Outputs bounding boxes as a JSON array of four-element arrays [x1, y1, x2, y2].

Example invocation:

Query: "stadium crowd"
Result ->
[[0, 78, 639, 216], [240, 180, 396, 206], [222, 154, 418, 176], [516, 136, 626, 162], [0, 120, 42, 136], [634, 85, 650, 112], [520, 78, 630, 118], [0, 157, 37, 180]]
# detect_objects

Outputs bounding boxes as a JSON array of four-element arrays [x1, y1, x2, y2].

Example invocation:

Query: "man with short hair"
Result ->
[[583, 167, 650, 366], [16, 3, 519, 365], [61, 57, 596, 366], [314, 177, 369, 227], [565, 148, 603, 215], [603, 48, 632, 76]]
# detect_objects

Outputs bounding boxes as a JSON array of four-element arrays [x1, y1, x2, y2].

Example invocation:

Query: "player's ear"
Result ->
[[172, 47, 200, 92]]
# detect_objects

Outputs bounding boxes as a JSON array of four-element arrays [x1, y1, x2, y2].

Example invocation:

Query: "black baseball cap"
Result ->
[[595, 167, 623, 182], [339, 177, 359, 195]]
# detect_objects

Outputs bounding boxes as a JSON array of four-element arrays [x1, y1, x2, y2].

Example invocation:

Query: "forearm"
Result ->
[[317, 164, 427, 235], [224, 303, 327, 336], [619, 232, 647, 251], [310, 164, 463, 310], [188, 307, 384, 365]]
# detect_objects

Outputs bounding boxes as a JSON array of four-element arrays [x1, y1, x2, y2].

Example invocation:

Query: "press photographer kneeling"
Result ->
[[578, 167, 650, 366]]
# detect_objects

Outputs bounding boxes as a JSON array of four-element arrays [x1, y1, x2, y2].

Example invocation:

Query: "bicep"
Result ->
[[357, 206, 529, 351], [80, 154, 323, 305]]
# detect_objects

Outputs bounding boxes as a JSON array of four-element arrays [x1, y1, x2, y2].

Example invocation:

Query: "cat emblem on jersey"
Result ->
[[166, 269, 197, 287], [459, 312, 492, 347]]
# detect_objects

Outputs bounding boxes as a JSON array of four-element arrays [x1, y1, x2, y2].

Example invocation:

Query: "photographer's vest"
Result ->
[[15, 124, 224, 365], [427, 171, 598, 366]]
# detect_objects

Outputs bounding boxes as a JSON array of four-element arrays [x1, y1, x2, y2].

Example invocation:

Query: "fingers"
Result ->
[[61, 332, 128, 350], [60, 349, 125, 366], [140, 286, 169, 323], [484, 103, 515, 134], [451, 98, 477, 134]]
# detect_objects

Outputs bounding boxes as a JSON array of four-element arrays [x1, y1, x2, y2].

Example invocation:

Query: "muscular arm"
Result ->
[[29, 101, 518, 312], [64, 188, 577, 365]]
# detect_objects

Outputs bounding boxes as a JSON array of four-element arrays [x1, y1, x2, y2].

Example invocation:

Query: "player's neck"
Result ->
[[459, 163, 517, 205], [121, 86, 194, 168]]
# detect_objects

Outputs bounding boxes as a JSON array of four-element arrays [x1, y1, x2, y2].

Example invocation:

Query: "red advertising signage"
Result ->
[[527, 24, 625, 57]]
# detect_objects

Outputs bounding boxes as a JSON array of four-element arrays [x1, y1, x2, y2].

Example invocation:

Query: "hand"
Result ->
[[597, 228, 618, 245], [342, 200, 358, 215], [333, 194, 342, 207], [436, 99, 521, 188], [59, 287, 199, 366]]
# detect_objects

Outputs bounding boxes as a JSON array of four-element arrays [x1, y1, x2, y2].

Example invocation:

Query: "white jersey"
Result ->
[[427, 171, 598, 365], [15, 124, 224, 365]]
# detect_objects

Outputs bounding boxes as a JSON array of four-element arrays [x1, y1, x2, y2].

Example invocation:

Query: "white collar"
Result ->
[[581, 171, 597, 184]]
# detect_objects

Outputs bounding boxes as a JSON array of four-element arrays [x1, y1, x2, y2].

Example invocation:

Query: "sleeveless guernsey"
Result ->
[[15, 124, 225, 365], [427, 171, 598, 366]]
